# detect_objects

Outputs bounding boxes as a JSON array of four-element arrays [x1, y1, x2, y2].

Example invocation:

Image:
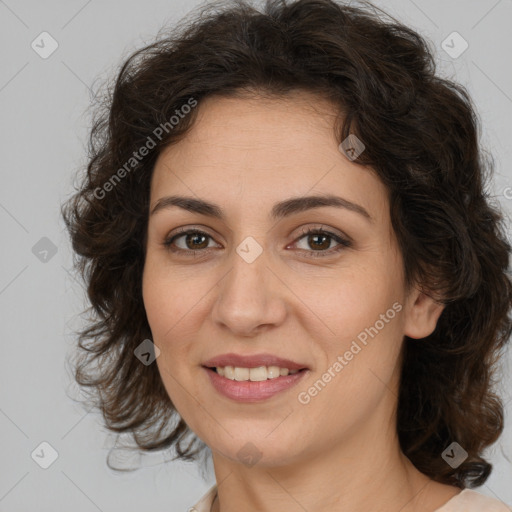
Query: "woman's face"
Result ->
[[142, 92, 442, 467]]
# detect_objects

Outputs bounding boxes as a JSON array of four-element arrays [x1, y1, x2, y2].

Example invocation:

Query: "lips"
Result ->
[[202, 352, 309, 371]]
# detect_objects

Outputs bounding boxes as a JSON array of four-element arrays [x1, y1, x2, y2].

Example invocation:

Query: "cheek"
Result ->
[[142, 271, 172, 337], [303, 262, 404, 394], [142, 267, 195, 409], [142, 255, 195, 338], [142, 258, 208, 384], [306, 266, 400, 342], [300, 303, 403, 432]]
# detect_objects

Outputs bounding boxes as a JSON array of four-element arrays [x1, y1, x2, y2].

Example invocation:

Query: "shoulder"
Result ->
[[188, 484, 217, 512], [188, 485, 511, 512], [436, 488, 511, 512]]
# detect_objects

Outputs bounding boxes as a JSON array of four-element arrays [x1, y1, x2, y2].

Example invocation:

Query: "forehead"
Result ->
[[150, 93, 389, 223], [153, 91, 338, 171]]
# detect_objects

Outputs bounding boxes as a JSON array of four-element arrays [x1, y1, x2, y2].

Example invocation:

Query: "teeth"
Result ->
[[214, 365, 301, 381]]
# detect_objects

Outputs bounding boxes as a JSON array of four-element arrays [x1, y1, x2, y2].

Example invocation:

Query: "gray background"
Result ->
[[1, 0, 511, 510]]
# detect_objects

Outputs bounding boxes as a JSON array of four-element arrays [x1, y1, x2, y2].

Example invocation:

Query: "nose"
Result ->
[[211, 244, 287, 337]]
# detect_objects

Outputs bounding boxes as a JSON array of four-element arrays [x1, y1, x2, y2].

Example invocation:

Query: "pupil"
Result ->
[[310, 234, 329, 250], [187, 233, 208, 249]]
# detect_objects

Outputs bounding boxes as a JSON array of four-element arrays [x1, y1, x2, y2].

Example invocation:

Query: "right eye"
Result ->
[[162, 228, 220, 256]]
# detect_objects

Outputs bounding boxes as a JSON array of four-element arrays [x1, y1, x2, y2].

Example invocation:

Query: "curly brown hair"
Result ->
[[61, 0, 512, 487]]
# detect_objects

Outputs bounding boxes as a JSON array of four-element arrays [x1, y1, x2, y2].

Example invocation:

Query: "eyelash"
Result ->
[[162, 226, 352, 259]]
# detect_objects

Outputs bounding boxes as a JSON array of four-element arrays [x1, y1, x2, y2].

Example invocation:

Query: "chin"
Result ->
[[208, 434, 304, 468]]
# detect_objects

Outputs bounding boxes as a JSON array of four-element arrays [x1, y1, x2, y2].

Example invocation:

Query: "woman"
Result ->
[[61, 0, 512, 510]]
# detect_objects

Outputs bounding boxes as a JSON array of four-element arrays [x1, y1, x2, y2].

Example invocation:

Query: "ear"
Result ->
[[403, 286, 445, 339]]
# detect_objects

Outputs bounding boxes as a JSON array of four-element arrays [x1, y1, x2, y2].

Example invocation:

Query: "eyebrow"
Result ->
[[150, 194, 373, 223]]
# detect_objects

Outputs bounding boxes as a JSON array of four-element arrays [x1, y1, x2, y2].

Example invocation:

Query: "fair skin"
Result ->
[[142, 92, 462, 512]]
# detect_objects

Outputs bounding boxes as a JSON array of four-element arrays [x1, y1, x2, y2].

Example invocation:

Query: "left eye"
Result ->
[[292, 227, 352, 258], [162, 227, 352, 258], [163, 229, 217, 253]]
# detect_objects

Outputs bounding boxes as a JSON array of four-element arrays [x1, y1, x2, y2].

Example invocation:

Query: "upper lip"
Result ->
[[202, 353, 309, 370]]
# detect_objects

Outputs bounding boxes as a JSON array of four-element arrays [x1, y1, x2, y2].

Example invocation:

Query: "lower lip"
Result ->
[[203, 366, 309, 402]]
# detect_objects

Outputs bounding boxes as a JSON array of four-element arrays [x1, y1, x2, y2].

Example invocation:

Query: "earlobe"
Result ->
[[403, 288, 445, 339]]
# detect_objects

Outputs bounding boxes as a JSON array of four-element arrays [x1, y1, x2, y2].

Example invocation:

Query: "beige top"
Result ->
[[188, 485, 512, 512]]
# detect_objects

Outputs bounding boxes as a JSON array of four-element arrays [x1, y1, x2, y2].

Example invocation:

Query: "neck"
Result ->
[[208, 403, 455, 512]]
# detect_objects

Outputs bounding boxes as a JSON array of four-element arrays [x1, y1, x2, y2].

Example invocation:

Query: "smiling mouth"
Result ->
[[204, 365, 307, 381], [203, 364, 309, 402]]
